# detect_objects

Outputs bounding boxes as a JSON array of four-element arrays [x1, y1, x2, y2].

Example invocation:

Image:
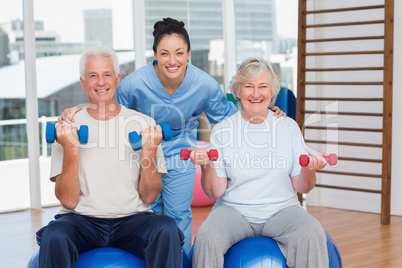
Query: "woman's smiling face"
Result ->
[[237, 71, 273, 122], [154, 34, 191, 83]]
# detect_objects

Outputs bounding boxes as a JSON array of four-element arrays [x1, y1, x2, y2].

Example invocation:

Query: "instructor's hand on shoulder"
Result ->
[[58, 107, 80, 124], [270, 106, 286, 118]]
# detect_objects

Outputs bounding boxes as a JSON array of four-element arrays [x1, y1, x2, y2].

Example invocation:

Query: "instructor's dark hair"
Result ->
[[152, 17, 191, 53]]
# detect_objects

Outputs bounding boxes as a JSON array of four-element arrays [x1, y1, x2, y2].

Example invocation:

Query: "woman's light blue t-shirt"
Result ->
[[209, 111, 308, 223]]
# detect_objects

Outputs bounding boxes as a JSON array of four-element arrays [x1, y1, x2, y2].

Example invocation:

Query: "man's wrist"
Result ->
[[64, 147, 80, 156], [141, 149, 158, 158]]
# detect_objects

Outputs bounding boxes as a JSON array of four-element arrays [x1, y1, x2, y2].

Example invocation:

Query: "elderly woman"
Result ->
[[189, 58, 329, 268]]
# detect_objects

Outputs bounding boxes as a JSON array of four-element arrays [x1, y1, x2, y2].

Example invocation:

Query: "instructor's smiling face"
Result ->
[[154, 34, 191, 83], [237, 71, 273, 121]]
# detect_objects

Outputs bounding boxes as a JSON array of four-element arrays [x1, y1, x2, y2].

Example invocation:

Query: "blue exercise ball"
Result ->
[[27, 247, 192, 268], [75, 247, 146, 267], [26, 249, 39, 268], [223, 233, 342, 268], [182, 250, 192, 268], [326, 232, 342, 268], [224, 237, 287, 268]]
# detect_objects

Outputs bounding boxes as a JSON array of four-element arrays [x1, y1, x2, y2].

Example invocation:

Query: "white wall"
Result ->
[[304, 0, 402, 216], [390, 0, 402, 215], [0, 158, 58, 213]]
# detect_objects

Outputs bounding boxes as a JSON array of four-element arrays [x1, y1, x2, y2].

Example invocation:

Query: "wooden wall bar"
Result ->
[[296, 0, 394, 224]]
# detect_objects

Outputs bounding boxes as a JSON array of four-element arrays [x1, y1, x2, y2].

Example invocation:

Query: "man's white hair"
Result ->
[[79, 45, 120, 78]]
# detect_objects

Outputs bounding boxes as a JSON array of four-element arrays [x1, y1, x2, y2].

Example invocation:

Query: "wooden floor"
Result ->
[[1, 205, 402, 267]]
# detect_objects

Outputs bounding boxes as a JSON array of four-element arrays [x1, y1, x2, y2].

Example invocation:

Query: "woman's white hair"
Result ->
[[229, 58, 281, 109], [79, 45, 120, 78]]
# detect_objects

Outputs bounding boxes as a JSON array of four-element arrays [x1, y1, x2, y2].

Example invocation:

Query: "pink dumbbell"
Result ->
[[180, 149, 219, 161], [299, 154, 338, 166]]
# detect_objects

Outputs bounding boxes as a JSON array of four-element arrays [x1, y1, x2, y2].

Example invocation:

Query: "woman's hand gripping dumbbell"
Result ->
[[180, 148, 219, 161], [46, 123, 89, 144], [299, 154, 338, 167], [128, 121, 172, 151]]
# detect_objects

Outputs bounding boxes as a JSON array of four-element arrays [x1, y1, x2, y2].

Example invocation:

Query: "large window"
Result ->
[[0, 0, 137, 211], [0, 0, 298, 212], [0, 0, 32, 211], [0, 1, 26, 161], [235, 0, 297, 91]]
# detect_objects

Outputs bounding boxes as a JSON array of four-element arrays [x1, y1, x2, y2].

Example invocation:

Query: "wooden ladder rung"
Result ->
[[305, 36, 384, 43], [304, 51, 384, 56], [304, 5, 385, 15], [304, 140, 382, 148], [304, 67, 383, 72], [305, 20, 385, 28], [315, 184, 381, 194], [303, 81, 383, 85], [303, 110, 383, 117], [338, 157, 382, 163], [303, 97, 383, 101], [305, 126, 383, 132], [317, 170, 382, 178]]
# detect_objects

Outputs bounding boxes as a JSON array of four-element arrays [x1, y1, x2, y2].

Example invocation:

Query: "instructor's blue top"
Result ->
[[116, 60, 237, 170]]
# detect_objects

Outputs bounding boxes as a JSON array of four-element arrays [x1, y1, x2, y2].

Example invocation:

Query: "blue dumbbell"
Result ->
[[46, 123, 89, 145], [128, 122, 172, 151]]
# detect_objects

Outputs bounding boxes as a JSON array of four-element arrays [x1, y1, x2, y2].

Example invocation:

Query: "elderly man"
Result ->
[[36, 46, 184, 268]]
